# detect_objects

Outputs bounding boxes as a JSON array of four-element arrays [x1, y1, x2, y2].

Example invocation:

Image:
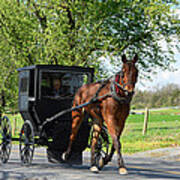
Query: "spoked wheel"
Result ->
[[0, 116, 12, 163], [19, 120, 35, 166], [90, 124, 110, 170]]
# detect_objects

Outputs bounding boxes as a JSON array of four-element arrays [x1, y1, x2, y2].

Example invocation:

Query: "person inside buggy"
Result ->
[[52, 79, 63, 97], [41, 73, 72, 98]]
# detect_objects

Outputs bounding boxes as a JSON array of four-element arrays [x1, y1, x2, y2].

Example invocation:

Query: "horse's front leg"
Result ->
[[62, 109, 83, 161], [107, 121, 127, 175], [113, 136, 127, 175]]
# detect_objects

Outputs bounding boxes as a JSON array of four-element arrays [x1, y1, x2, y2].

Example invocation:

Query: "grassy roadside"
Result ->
[[2, 108, 180, 154], [121, 108, 180, 154]]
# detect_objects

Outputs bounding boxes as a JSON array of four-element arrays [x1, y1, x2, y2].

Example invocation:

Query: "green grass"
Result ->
[[2, 108, 180, 154], [4, 113, 23, 137], [121, 109, 180, 154]]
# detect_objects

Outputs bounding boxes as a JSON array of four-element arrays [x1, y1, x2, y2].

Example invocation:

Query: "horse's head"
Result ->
[[116, 54, 138, 95]]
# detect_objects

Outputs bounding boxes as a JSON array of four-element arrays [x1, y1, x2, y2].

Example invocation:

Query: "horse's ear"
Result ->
[[132, 54, 138, 63], [122, 54, 127, 63]]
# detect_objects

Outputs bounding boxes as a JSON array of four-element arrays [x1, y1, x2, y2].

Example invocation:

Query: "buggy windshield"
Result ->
[[40, 71, 89, 98]]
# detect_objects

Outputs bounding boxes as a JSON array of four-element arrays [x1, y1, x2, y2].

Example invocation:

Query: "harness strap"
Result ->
[[91, 80, 109, 102], [110, 81, 132, 104]]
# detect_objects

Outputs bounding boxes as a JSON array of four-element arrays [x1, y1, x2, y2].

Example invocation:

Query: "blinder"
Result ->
[[110, 70, 135, 103], [115, 71, 135, 94]]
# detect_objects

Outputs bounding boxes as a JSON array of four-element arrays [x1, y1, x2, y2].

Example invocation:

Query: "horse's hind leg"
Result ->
[[102, 144, 115, 166], [62, 109, 83, 161], [90, 121, 102, 173]]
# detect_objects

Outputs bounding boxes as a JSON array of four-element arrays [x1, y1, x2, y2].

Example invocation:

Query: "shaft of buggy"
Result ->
[[43, 100, 93, 127]]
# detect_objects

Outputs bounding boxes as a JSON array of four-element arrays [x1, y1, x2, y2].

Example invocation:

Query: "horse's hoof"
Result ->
[[119, 167, 128, 175], [90, 166, 99, 173], [98, 157, 105, 169], [62, 152, 68, 161]]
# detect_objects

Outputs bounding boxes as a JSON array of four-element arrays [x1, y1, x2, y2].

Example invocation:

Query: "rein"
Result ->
[[41, 71, 134, 130]]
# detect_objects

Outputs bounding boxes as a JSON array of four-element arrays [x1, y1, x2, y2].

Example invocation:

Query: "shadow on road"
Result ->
[[1, 153, 180, 180]]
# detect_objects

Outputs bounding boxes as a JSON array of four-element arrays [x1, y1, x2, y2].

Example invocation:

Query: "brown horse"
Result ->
[[63, 54, 138, 174]]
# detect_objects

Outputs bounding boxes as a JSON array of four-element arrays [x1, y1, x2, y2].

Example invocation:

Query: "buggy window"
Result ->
[[19, 71, 30, 94], [29, 70, 35, 97], [69, 74, 88, 94], [19, 70, 35, 97], [20, 77, 28, 93], [40, 72, 89, 98]]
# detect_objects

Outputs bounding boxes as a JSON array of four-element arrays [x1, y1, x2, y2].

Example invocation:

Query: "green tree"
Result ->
[[0, 0, 179, 111], [132, 84, 180, 108]]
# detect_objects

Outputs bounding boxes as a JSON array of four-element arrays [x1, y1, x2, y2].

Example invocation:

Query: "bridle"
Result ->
[[110, 69, 135, 104]]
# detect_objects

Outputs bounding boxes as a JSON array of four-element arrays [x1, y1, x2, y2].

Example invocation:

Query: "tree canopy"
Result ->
[[0, 0, 179, 111]]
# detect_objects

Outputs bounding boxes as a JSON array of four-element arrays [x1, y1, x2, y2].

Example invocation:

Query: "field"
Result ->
[[121, 108, 180, 154], [2, 108, 180, 154]]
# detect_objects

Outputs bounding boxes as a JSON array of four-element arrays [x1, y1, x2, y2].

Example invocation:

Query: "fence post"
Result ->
[[142, 107, 149, 135]]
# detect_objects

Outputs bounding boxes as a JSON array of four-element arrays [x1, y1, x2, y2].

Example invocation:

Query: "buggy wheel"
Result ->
[[19, 120, 35, 166], [0, 116, 12, 163], [90, 124, 110, 170]]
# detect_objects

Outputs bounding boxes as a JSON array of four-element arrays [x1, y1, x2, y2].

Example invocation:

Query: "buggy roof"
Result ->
[[17, 65, 94, 74]]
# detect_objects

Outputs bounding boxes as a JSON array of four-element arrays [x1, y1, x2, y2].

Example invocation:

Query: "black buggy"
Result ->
[[0, 65, 110, 166]]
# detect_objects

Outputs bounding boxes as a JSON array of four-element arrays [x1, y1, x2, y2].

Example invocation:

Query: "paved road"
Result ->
[[0, 146, 180, 180]]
